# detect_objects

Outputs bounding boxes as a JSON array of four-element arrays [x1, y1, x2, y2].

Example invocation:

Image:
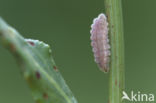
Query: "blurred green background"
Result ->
[[0, 0, 156, 103]]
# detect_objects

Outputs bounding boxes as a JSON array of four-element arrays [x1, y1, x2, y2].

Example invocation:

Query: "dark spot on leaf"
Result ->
[[10, 44, 16, 52], [53, 66, 58, 71], [27, 41, 35, 46], [36, 71, 41, 79], [43, 93, 48, 100]]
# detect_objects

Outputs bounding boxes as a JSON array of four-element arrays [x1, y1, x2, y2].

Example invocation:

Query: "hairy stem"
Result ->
[[104, 0, 125, 103]]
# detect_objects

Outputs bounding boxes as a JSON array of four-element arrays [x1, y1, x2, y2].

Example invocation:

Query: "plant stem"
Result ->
[[104, 0, 125, 103]]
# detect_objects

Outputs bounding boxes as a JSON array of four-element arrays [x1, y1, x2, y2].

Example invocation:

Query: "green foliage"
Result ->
[[0, 18, 77, 103]]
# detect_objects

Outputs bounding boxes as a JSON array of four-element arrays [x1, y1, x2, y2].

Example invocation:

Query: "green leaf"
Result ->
[[0, 18, 78, 103]]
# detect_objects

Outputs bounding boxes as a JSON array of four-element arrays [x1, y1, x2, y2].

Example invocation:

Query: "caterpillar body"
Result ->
[[90, 13, 110, 72]]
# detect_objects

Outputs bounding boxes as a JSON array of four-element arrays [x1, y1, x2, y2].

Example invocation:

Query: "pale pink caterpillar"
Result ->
[[90, 13, 110, 72]]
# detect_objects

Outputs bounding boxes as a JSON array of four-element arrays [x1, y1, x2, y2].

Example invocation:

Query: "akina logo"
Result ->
[[122, 91, 155, 102]]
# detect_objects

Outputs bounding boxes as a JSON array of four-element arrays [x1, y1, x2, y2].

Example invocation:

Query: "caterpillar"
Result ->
[[90, 13, 110, 72]]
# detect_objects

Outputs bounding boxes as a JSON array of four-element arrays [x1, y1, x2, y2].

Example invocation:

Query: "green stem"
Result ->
[[104, 0, 125, 103]]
